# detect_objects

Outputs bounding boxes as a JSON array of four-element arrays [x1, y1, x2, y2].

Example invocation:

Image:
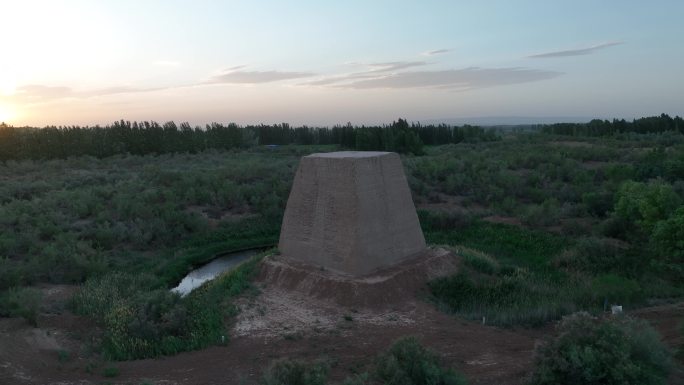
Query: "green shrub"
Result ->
[[71, 272, 160, 319], [561, 237, 632, 274], [422, 220, 569, 268], [417, 210, 473, 232], [375, 337, 466, 385], [521, 200, 560, 227], [529, 312, 672, 385], [459, 248, 499, 275], [598, 216, 630, 239], [429, 270, 586, 326], [261, 359, 329, 385], [71, 272, 200, 360], [0, 286, 42, 325], [590, 274, 643, 305], [57, 349, 71, 363], [614, 180, 681, 235], [582, 191, 614, 217], [0, 257, 24, 291], [650, 207, 684, 279], [72, 253, 265, 360]]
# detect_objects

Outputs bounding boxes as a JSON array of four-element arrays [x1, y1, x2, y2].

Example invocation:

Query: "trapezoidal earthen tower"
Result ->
[[279, 151, 426, 276]]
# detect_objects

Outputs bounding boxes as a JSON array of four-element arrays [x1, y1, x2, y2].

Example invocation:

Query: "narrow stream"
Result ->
[[171, 249, 261, 296]]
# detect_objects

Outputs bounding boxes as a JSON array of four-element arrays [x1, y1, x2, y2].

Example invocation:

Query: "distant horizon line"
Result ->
[[3, 113, 682, 129]]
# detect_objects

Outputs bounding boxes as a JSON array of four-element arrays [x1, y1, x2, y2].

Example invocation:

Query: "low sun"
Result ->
[[0, 104, 14, 124]]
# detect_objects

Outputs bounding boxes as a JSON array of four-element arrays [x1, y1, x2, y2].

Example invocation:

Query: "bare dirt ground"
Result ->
[[1, 255, 682, 385]]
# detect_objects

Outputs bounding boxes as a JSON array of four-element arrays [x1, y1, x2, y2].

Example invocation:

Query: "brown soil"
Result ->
[[1, 260, 682, 385]]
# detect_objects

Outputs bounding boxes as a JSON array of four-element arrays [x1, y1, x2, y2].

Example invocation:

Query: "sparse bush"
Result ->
[[423, 220, 569, 267], [598, 216, 630, 239], [417, 210, 473, 232], [559, 219, 590, 236], [72, 253, 265, 360], [650, 207, 684, 279], [0, 286, 42, 325], [261, 359, 329, 385], [561, 237, 630, 274], [71, 272, 160, 319], [614, 180, 681, 235], [429, 270, 587, 326], [0, 257, 24, 290], [589, 274, 643, 304], [375, 337, 466, 385], [582, 191, 613, 217], [521, 200, 559, 227], [459, 248, 499, 275], [57, 349, 71, 363], [102, 366, 120, 377], [529, 312, 671, 385]]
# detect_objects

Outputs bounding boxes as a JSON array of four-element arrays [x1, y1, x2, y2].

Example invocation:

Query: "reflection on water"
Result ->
[[171, 250, 260, 297]]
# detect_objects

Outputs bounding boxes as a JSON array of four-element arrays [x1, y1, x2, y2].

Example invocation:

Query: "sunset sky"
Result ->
[[1, 0, 683, 126]]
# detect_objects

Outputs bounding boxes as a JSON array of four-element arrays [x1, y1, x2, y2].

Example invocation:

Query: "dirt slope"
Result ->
[[0, 258, 681, 385]]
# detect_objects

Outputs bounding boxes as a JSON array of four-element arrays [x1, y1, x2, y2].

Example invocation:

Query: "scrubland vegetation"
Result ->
[[414, 131, 684, 325], [262, 337, 466, 385], [529, 312, 672, 385], [0, 116, 682, 374], [71, 252, 267, 360]]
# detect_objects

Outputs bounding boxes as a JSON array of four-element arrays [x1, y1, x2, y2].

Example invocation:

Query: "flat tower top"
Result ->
[[307, 151, 392, 159]]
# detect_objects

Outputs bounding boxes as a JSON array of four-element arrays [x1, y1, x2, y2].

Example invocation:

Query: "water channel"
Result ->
[[171, 249, 261, 296]]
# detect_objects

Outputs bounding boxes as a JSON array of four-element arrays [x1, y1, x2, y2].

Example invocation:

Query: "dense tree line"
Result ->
[[0, 119, 498, 160], [541, 114, 684, 136]]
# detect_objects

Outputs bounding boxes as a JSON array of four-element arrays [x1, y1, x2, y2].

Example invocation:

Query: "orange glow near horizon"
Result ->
[[0, 104, 14, 124]]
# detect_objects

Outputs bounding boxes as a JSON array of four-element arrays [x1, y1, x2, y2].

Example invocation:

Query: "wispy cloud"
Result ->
[[206, 69, 315, 84], [528, 41, 623, 58], [9, 85, 73, 102], [225, 65, 247, 71], [303, 74, 377, 86], [5, 61, 561, 105], [332, 67, 562, 90], [4, 84, 166, 104], [422, 49, 451, 56], [4, 65, 319, 105], [365, 61, 428, 73], [301, 61, 429, 86]]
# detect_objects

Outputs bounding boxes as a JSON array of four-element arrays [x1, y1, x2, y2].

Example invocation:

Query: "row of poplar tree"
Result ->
[[0, 119, 497, 160]]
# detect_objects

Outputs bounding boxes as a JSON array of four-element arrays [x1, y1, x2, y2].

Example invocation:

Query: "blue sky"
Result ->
[[1, 0, 682, 126]]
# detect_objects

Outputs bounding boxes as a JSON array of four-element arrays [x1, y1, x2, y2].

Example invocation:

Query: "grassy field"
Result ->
[[1, 132, 683, 358]]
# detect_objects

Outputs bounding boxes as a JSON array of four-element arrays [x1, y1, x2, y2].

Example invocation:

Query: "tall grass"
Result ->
[[72, 251, 267, 360], [429, 245, 650, 326], [0, 286, 42, 326], [420, 212, 570, 267]]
